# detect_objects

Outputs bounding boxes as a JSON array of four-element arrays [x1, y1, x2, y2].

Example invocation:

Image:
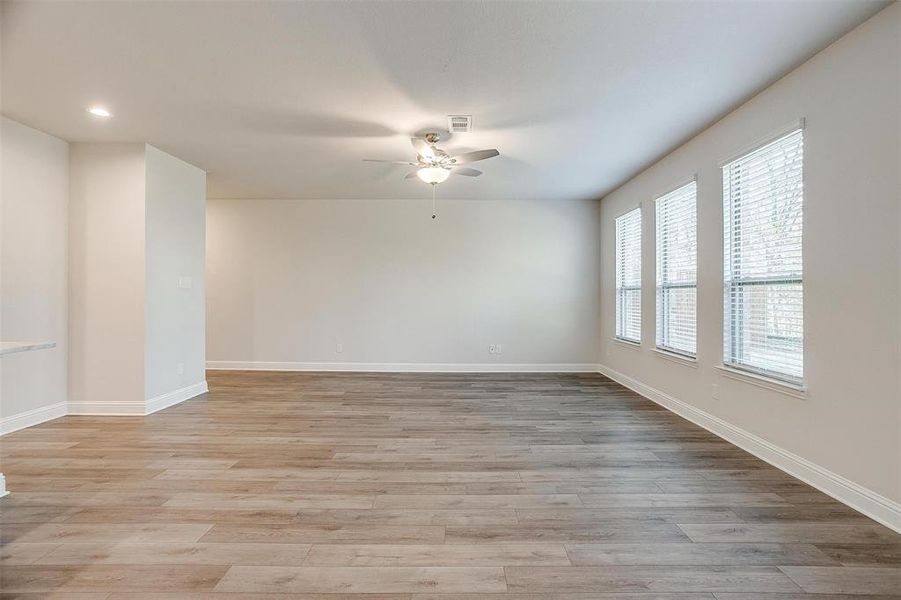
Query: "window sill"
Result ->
[[654, 348, 698, 367], [611, 337, 642, 351], [715, 364, 807, 399]]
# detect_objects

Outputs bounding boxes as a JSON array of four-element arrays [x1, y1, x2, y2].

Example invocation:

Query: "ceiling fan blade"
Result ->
[[450, 149, 499, 164], [452, 167, 482, 177], [363, 159, 418, 165], [411, 137, 435, 159], [404, 171, 419, 180]]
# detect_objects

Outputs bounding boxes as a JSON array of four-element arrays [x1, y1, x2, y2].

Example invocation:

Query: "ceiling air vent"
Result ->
[[447, 115, 472, 133]]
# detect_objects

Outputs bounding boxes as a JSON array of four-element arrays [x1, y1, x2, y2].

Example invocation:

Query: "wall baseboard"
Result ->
[[597, 363, 901, 534], [67, 401, 146, 416], [68, 381, 209, 416], [145, 380, 208, 415], [0, 401, 67, 436], [207, 361, 600, 373]]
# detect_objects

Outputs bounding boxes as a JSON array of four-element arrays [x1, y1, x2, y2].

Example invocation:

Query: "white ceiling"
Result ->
[[1, 1, 887, 201]]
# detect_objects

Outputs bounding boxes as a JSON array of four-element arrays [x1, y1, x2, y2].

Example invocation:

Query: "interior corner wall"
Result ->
[[599, 3, 900, 508], [68, 143, 146, 414], [144, 145, 207, 406], [206, 198, 600, 370], [0, 117, 69, 431]]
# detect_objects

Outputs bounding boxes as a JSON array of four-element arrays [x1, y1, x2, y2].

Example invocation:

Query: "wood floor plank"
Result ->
[[164, 492, 375, 510], [578, 493, 789, 508], [461, 480, 664, 494], [33, 542, 313, 566], [63, 507, 300, 524], [731, 505, 872, 523], [445, 522, 689, 543], [336, 471, 521, 483], [779, 566, 901, 594], [504, 566, 802, 593], [0, 565, 228, 592], [0, 542, 62, 565], [155, 469, 342, 481], [373, 494, 582, 509], [103, 595, 411, 600], [214, 566, 507, 593], [515, 507, 741, 524], [272, 481, 472, 494], [199, 523, 445, 544], [814, 543, 901, 566], [714, 594, 899, 600], [1, 492, 172, 508], [9, 523, 212, 544], [291, 508, 518, 526], [0, 505, 77, 524], [679, 523, 900, 544], [565, 543, 838, 566], [411, 595, 716, 600], [657, 479, 814, 494], [303, 543, 570, 566]]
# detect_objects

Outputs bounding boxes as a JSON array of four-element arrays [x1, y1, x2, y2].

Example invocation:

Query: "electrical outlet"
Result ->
[[177, 362, 184, 375], [488, 344, 496, 354], [336, 343, 344, 354]]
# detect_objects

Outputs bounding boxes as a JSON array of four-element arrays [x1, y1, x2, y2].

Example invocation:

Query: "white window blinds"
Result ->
[[656, 181, 697, 357], [723, 128, 804, 383], [615, 207, 642, 343]]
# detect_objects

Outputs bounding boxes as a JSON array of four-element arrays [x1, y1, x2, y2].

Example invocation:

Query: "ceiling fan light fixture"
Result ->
[[416, 166, 450, 184]]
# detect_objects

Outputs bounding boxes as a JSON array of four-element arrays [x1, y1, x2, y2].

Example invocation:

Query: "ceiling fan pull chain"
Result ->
[[431, 183, 437, 220]]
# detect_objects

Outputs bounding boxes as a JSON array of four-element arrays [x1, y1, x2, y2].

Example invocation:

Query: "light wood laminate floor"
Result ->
[[1, 371, 899, 598]]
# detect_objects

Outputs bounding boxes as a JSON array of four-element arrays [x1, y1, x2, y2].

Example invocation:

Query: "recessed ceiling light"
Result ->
[[87, 106, 112, 118]]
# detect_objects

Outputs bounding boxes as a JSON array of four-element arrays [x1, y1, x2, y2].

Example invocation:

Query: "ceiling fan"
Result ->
[[364, 133, 499, 185]]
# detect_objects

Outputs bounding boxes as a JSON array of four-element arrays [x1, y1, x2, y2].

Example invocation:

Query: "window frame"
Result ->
[[721, 126, 805, 387], [614, 206, 642, 345], [655, 179, 698, 359]]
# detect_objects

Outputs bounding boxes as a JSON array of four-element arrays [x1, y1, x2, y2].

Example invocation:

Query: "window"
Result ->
[[723, 128, 803, 384], [656, 181, 697, 357], [615, 207, 642, 343]]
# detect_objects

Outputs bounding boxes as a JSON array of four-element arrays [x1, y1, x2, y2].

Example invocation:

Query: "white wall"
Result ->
[[207, 198, 600, 368], [600, 3, 900, 507], [0, 117, 68, 428], [68, 143, 207, 414], [144, 145, 206, 400], [68, 143, 146, 413]]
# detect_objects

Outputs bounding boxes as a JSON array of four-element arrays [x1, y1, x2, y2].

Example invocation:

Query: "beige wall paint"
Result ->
[[68, 143, 146, 413], [0, 117, 68, 421], [207, 198, 600, 367], [68, 143, 207, 413], [599, 5, 900, 502], [144, 145, 206, 399]]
